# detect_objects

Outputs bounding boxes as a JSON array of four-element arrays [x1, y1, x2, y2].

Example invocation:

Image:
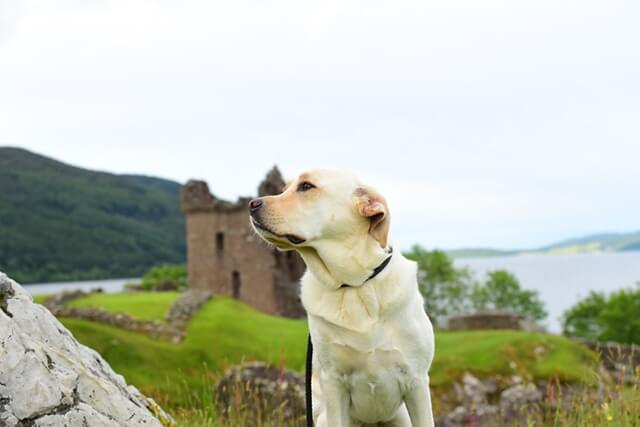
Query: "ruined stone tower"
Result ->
[[180, 167, 306, 318]]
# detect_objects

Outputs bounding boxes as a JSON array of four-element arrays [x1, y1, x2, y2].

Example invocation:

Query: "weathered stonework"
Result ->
[[181, 166, 306, 318], [447, 311, 543, 332], [0, 272, 174, 427]]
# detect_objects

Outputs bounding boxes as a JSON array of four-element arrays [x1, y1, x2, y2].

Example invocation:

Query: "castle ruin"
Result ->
[[180, 167, 306, 318]]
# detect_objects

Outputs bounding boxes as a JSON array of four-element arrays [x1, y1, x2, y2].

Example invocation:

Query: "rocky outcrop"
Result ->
[[216, 362, 305, 426], [0, 273, 174, 427]]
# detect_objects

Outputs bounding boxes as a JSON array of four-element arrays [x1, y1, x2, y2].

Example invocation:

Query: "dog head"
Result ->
[[250, 169, 391, 287]]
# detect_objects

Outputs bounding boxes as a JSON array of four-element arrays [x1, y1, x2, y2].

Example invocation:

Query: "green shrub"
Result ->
[[562, 282, 640, 344], [138, 264, 188, 291]]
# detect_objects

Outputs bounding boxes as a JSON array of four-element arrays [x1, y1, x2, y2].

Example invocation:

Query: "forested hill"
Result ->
[[0, 147, 185, 283]]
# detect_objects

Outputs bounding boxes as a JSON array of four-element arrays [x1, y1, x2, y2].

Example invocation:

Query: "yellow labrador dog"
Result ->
[[249, 169, 435, 427]]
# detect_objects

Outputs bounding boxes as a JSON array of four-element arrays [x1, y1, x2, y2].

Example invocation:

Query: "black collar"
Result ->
[[340, 247, 393, 288]]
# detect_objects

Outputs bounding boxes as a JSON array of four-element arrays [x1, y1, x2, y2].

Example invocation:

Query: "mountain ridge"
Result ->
[[0, 147, 185, 283]]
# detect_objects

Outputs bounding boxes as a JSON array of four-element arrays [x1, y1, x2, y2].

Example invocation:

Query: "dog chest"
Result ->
[[327, 344, 421, 423]]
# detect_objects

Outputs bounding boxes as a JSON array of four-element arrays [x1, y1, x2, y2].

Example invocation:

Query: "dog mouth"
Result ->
[[251, 218, 306, 245]]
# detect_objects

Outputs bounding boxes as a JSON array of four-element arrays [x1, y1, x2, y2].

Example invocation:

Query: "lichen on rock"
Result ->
[[0, 272, 175, 427]]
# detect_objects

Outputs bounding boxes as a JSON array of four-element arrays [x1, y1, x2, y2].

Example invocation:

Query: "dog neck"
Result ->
[[339, 247, 392, 288], [297, 237, 392, 290]]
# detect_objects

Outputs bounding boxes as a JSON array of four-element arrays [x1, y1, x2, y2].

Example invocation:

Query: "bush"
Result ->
[[471, 270, 548, 322], [138, 264, 188, 291], [562, 282, 640, 345]]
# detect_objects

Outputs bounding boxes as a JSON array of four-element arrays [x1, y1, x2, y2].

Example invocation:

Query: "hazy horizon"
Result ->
[[5, 144, 638, 252]]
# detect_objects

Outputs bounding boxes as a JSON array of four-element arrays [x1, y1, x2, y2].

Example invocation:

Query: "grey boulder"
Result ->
[[0, 272, 173, 427]]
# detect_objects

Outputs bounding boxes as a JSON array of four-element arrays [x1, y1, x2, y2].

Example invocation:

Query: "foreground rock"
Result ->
[[216, 362, 305, 426], [0, 273, 174, 427]]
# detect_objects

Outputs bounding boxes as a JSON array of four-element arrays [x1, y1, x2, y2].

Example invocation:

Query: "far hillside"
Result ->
[[448, 230, 640, 258], [0, 147, 185, 283]]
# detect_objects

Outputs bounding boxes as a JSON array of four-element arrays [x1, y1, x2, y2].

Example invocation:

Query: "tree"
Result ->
[[404, 246, 473, 326], [471, 270, 547, 321], [562, 282, 640, 345], [560, 291, 607, 340]]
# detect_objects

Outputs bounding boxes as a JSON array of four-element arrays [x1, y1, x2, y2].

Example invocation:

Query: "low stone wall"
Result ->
[[165, 290, 213, 333], [42, 287, 104, 312], [447, 311, 542, 331], [43, 288, 213, 343]]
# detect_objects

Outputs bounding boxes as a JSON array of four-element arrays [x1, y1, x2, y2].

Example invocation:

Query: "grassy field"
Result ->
[[58, 297, 308, 408], [68, 291, 182, 321], [46, 292, 603, 424]]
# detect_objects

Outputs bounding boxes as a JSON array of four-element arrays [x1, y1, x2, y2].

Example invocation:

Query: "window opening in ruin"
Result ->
[[232, 271, 241, 299], [216, 232, 225, 255]]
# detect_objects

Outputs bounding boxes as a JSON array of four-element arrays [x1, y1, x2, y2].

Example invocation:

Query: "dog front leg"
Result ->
[[404, 376, 434, 427], [321, 375, 350, 427]]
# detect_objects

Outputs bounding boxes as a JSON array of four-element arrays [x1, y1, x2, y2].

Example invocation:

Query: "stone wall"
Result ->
[[447, 311, 542, 331]]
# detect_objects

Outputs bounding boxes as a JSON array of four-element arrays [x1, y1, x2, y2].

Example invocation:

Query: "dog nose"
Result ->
[[249, 198, 263, 212]]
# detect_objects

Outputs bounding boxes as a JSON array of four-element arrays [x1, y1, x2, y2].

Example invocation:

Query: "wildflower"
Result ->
[[602, 402, 613, 422]]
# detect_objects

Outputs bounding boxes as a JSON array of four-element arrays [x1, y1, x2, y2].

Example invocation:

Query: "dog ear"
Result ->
[[354, 187, 390, 248]]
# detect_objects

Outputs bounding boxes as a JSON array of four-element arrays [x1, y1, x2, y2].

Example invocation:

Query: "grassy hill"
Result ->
[[54, 292, 598, 423], [540, 231, 640, 253], [449, 230, 640, 258], [0, 147, 185, 283]]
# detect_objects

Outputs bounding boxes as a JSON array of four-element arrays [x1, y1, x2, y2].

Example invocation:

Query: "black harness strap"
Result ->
[[305, 248, 393, 427], [305, 333, 314, 427]]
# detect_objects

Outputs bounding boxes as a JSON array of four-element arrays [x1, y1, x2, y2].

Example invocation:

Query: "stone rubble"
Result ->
[[216, 361, 306, 426], [439, 372, 545, 426]]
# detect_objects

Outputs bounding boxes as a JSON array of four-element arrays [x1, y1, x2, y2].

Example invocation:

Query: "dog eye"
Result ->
[[297, 181, 316, 192]]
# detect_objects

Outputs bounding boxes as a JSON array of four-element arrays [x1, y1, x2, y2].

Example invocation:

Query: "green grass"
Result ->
[[432, 330, 597, 386], [33, 294, 49, 305], [60, 296, 308, 409], [58, 293, 600, 419], [68, 291, 182, 321]]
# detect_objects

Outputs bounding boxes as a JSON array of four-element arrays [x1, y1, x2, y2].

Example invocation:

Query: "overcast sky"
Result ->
[[1, 0, 639, 251]]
